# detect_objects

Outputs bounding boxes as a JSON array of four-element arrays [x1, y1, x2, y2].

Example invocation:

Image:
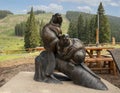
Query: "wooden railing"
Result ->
[[0, 47, 45, 54]]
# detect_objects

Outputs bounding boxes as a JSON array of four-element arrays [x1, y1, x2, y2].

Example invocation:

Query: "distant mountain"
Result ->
[[0, 10, 13, 19], [66, 11, 120, 42], [66, 11, 93, 21], [107, 15, 120, 42]]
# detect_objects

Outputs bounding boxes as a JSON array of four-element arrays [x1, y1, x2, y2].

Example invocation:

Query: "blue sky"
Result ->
[[0, 0, 120, 17]]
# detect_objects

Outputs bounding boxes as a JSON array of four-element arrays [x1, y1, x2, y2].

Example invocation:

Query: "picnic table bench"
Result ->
[[85, 47, 117, 75]]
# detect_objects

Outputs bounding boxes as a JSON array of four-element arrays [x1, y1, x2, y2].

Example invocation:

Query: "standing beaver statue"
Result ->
[[34, 13, 63, 83]]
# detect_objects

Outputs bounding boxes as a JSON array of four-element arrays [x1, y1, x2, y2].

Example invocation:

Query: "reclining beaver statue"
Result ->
[[34, 13, 108, 90], [55, 34, 108, 90]]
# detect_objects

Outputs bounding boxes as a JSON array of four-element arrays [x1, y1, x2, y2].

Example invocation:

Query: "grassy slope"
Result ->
[[0, 13, 69, 61], [0, 14, 29, 50], [0, 13, 69, 50]]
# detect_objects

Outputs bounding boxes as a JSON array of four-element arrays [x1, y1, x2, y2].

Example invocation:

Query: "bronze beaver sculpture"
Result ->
[[57, 34, 86, 65], [34, 13, 108, 90]]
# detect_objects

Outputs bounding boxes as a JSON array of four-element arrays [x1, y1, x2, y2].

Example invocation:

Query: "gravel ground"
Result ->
[[0, 56, 120, 88]]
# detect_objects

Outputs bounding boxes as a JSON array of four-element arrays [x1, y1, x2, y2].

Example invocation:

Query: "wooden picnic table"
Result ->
[[85, 47, 114, 58], [85, 46, 117, 75]]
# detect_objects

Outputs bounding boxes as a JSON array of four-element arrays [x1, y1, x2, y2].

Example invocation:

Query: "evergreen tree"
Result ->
[[39, 19, 45, 34], [97, 2, 111, 43], [77, 14, 85, 41], [21, 22, 26, 36], [67, 20, 78, 38], [39, 19, 45, 46], [15, 24, 19, 36], [24, 7, 40, 49], [89, 16, 97, 43], [84, 19, 90, 43], [15, 22, 26, 36]]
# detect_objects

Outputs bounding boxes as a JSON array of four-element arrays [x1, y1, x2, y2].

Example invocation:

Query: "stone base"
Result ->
[[0, 72, 120, 93]]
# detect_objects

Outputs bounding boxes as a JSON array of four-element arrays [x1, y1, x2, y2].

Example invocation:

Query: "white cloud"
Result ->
[[58, 0, 120, 6], [15, 9, 27, 14], [77, 6, 92, 13], [59, 0, 111, 6], [22, 9, 27, 13], [110, 2, 119, 7], [31, 3, 63, 13]]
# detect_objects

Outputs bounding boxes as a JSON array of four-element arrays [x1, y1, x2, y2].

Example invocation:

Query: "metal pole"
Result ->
[[96, 12, 99, 47]]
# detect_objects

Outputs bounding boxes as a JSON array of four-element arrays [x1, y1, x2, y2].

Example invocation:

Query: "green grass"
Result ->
[[0, 35, 24, 51], [0, 52, 40, 62], [0, 14, 29, 34], [61, 15, 69, 34], [0, 54, 25, 62]]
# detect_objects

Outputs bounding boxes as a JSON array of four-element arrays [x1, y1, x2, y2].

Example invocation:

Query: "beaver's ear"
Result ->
[[58, 34, 62, 39]]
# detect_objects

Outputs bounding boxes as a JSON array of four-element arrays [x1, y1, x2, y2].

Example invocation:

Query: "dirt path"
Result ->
[[0, 56, 120, 88]]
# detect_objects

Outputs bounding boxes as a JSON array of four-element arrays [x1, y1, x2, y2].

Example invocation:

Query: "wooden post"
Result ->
[[96, 28, 99, 46], [96, 12, 99, 47], [112, 37, 115, 46]]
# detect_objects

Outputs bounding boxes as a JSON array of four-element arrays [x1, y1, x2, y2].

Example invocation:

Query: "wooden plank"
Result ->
[[85, 57, 113, 62], [85, 47, 114, 50], [85, 56, 117, 75], [91, 68, 110, 70]]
